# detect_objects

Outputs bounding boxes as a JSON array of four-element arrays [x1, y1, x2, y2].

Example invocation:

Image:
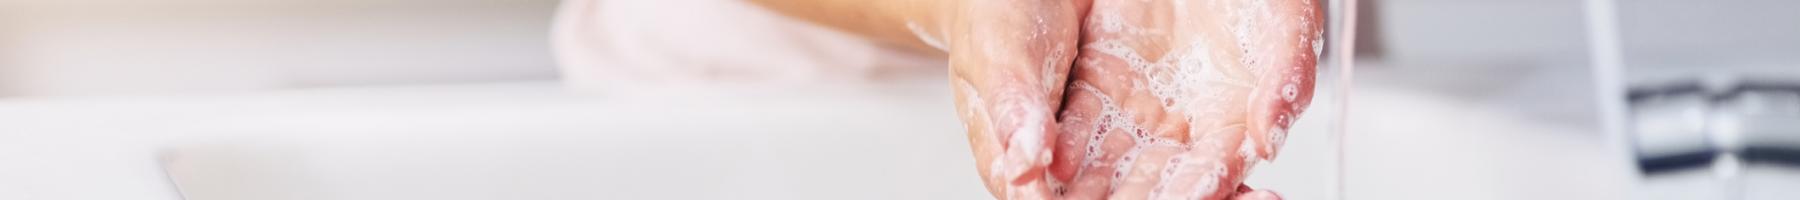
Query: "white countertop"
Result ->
[[0, 70, 1675, 199]]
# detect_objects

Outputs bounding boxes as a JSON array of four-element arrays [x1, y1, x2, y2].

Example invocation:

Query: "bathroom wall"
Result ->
[[0, 0, 560, 97]]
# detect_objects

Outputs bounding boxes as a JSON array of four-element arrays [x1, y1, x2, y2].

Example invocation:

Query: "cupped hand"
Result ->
[[1053, 0, 1322, 199], [949, 0, 1321, 199]]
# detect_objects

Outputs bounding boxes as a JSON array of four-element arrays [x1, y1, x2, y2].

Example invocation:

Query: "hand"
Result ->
[[945, 0, 1086, 198], [948, 0, 1320, 199], [719, 0, 1316, 197], [1051, 0, 1323, 199]]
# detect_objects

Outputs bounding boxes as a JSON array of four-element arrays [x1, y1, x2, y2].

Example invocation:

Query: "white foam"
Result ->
[[1073, 82, 1130, 170], [1043, 47, 1067, 92], [955, 79, 987, 132], [1190, 163, 1225, 198], [1097, 11, 1127, 33], [1265, 126, 1286, 157], [1231, 0, 1259, 52], [1070, 2, 1320, 195], [1281, 83, 1298, 102], [1010, 106, 1047, 157], [1148, 155, 1188, 200], [1111, 144, 1144, 190], [1171, 40, 1251, 120], [1239, 134, 1261, 162]]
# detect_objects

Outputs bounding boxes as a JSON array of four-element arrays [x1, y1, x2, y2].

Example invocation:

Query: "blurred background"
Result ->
[[0, 0, 559, 96], [2, 0, 1797, 199]]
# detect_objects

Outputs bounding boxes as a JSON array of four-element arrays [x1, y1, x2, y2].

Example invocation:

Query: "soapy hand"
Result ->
[[945, 0, 1084, 198], [950, 0, 1322, 199]]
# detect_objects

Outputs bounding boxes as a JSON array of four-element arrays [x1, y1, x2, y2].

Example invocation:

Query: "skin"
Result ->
[[745, 0, 1320, 199], [1056, 0, 1320, 199]]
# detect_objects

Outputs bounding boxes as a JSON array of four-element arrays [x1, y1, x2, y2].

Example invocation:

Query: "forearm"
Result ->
[[743, 0, 959, 53]]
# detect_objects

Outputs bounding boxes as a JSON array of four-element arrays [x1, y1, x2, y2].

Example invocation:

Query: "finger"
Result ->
[[951, 78, 1008, 196], [1056, 82, 1142, 199], [947, 0, 1083, 198], [958, 59, 1059, 198], [1050, 82, 1104, 189], [953, 73, 1059, 199], [951, 39, 1061, 199], [1244, 0, 1323, 161]]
